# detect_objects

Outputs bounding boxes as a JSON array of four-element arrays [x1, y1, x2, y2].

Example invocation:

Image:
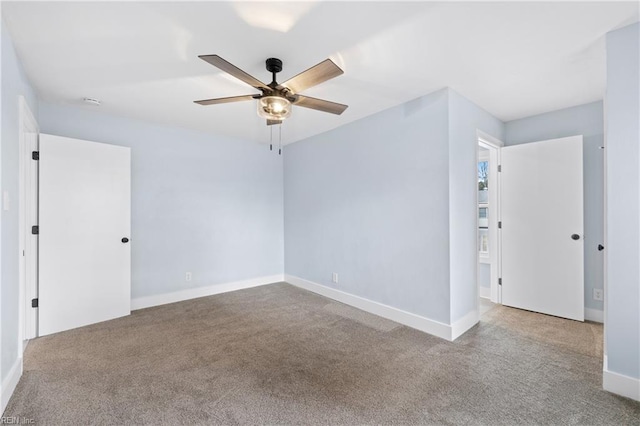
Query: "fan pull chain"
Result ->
[[269, 125, 273, 151], [278, 124, 282, 155]]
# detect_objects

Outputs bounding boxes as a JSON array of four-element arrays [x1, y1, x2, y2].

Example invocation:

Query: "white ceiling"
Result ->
[[3, 1, 638, 145]]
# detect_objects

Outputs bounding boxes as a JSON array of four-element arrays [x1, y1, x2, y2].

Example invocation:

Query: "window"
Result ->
[[478, 161, 489, 191], [478, 158, 490, 262]]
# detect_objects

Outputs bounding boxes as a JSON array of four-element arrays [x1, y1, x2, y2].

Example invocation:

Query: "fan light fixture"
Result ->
[[257, 96, 291, 120]]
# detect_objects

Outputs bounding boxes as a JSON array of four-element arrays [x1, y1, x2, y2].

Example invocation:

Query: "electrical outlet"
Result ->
[[185, 272, 192, 282], [332, 272, 338, 284], [593, 288, 604, 301]]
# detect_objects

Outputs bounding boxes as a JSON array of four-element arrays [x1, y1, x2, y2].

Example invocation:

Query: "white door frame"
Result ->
[[477, 130, 503, 304], [602, 99, 608, 365], [18, 96, 39, 353]]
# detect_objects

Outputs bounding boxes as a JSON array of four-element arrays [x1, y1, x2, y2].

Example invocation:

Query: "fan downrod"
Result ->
[[266, 58, 283, 85]]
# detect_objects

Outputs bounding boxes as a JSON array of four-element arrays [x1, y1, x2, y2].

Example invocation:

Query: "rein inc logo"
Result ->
[[0, 417, 34, 425]]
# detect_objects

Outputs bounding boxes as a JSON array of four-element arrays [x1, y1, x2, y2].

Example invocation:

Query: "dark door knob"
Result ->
[[598, 244, 605, 251], [121, 237, 129, 243], [571, 234, 580, 240]]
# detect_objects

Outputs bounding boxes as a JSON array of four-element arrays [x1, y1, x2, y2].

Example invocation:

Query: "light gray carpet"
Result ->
[[4, 282, 639, 425]]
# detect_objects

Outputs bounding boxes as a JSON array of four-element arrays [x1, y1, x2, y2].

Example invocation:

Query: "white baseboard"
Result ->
[[1, 357, 22, 414], [451, 309, 479, 340], [285, 274, 462, 341], [479, 286, 491, 299], [585, 308, 604, 323], [603, 358, 640, 401], [131, 274, 284, 310]]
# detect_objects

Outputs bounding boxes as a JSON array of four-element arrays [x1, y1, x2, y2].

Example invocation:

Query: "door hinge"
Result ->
[[498, 221, 502, 229], [498, 278, 502, 286], [498, 164, 501, 172], [31, 298, 38, 308], [31, 225, 39, 235], [32, 151, 39, 161]]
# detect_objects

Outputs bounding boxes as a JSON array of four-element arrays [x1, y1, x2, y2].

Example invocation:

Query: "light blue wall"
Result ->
[[1, 23, 39, 383], [605, 22, 639, 380], [38, 102, 284, 300], [284, 89, 452, 323], [479, 264, 490, 289], [284, 88, 504, 326], [448, 90, 505, 322], [505, 101, 605, 313]]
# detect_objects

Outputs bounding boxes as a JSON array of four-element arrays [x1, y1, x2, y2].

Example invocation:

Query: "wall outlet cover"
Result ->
[[593, 288, 604, 301]]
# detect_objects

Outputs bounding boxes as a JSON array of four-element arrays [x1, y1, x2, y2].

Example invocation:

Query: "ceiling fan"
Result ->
[[194, 55, 348, 126]]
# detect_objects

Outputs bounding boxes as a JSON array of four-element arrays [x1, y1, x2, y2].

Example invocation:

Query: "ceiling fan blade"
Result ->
[[278, 59, 344, 93], [194, 95, 256, 106], [294, 95, 348, 115], [266, 119, 283, 126], [199, 55, 270, 91]]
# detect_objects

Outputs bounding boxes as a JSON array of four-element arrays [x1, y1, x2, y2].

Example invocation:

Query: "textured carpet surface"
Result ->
[[4, 282, 639, 425]]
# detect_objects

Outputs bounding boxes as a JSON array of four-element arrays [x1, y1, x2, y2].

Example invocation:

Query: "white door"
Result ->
[[501, 136, 584, 321], [39, 134, 131, 336]]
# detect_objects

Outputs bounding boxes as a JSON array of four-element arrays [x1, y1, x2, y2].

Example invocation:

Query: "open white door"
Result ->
[[501, 136, 584, 321], [39, 134, 131, 336]]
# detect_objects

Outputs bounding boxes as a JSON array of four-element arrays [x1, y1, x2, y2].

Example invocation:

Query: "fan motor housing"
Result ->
[[266, 58, 283, 74]]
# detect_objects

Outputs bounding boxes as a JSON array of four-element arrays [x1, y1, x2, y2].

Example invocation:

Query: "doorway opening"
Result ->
[[476, 131, 503, 317]]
